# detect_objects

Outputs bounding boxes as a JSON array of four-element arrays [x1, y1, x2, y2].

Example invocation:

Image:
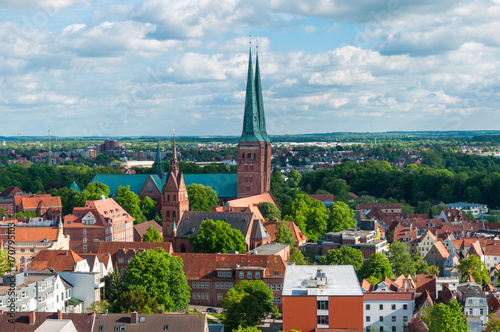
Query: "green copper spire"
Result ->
[[254, 51, 270, 142], [240, 49, 265, 142], [153, 140, 164, 179]]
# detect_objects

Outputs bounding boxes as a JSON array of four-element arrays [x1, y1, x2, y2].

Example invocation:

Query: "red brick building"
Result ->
[[175, 253, 287, 309], [13, 194, 62, 216], [236, 50, 271, 198], [63, 197, 134, 253]]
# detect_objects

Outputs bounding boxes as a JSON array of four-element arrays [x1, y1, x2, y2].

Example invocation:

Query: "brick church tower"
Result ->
[[162, 131, 189, 241], [237, 50, 272, 198]]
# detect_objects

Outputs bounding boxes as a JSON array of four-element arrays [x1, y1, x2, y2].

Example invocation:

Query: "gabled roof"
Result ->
[[133, 220, 162, 240], [228, 192, 276, 208], [68, 181, 81, 193], [176, 211, 254, 238], [415, 290, 434, 313], [97, 241, 174, 259], [360, 279, 372, 292], [183, 174, 237, 198], [91, 174, 153, 196], [484, 243, 500, 256], [0, 312, 95, 331], [29, 250, 84, 272], [251, 219, 271, 240], [488, 294, 500, 316], [430, 241, 449, 259], [469, 240, 484, 257], [416, 274, 437, 295], [17, 195, 62, 210], [0, 186, 23, 197], [263, 220, 306, 244], [438, 284, 455, 305]]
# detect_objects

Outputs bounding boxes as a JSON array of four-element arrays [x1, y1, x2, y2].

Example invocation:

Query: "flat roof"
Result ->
[[251, 243, 289, 256], [282, 265, 363, 297]]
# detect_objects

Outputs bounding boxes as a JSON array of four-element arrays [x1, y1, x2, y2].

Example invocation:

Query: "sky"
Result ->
[[0, 0, 499, 138]]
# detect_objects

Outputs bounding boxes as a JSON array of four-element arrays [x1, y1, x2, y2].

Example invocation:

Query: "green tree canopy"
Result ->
[[113, 289, 159, 314], [123, 248, 190, 312], [290, 247, 308, 265], [114, 185, 144, 223], [287, 169, 302, 188], [274, 220, 295, 247], [142, 225, 164, 242], [140, 196, 157, 221], [80, 181, 110, 204], [222, 280, 278, 331], [186, 183, 219, 211], [0, 249, 13, 275], [428, 300, 468, 332], [327, 201, 356, 232], [189, 219, 246, 254], [258, 202, 281, 221], [234, 326, 261, 332], [388, 241, 416, 277], [286, 194, 328, 242], [86, 300, 111, 314], [102, 265, 123, 305], [319, 247, 364, 272], [361, 253, 393, 284], [458, 254, 489, 285]]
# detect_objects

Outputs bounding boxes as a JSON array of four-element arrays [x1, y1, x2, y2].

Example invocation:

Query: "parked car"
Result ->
[[206, 308, 218, 313]]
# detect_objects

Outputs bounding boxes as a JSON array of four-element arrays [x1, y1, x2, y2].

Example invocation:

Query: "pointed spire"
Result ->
[[254, 50, 270, 142], [153, 140, 164, 179], [240, 48, 264, 142], [171, 130, 179, 173]]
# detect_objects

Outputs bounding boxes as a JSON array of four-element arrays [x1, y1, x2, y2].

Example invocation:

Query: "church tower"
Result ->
[[162, 131, 189, 241], [236, 49, 272, 198]]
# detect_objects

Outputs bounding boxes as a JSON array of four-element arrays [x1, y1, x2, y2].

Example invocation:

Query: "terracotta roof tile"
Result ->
[[133, 220, 162, 240], [416, 274, 436, 294], [263, 220, 306, 244], [15, 227, 59, 242], [29, 249, 84, 272]]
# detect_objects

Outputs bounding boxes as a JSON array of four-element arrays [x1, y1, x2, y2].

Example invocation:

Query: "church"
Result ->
[[90, 49, 275, 252]]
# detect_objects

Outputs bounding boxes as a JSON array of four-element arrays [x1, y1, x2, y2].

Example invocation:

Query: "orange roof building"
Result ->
[[28, 249, 89, 272]]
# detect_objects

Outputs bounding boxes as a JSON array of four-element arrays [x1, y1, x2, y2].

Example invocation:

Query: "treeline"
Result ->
[[298, 153, 500, 208]]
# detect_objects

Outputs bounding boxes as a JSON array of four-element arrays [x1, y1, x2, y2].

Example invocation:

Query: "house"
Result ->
[[307, 194, 334, 207], [282, 265, 364, 332], [424, 241, 449, 272], [63, 196, 134, 253], [417, 230, 438, 256], [321, 228, 388, 259], [175, 252, 287, 309], [0, 218, 70, 269], [13, 194, 62, 216], [483, 243, 500, 270], [362, 276, 415, 332], [414, 290, 433, 319], [446, 202, 488, 218], [393, 226, 418, 254], [263, 219, 307, 247], [456, 282, 488, 330], [28, 250, 90, 273], [438, 209, 471, 223], [416, 275, 437, 299]]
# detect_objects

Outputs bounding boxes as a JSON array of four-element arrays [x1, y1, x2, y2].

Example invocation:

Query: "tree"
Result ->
[[319, 247, 364, 273], [486, 313, 500, 332], [123, 248, 190, 312], [275, 220, 295, 247], [287, 194, 328, 242], [114, 185, 144, 223], [86, 300, 111, 313], [0, 249, 13, 275], [80, 182, 110, 204], [222, 280, 278, 331], [186, 184, 218, 211], [428, 300, 468, 332], [114, 289, 159, 314], [407, 317, 429, 332], [140, 196, 157, 221], [327, 201, 356, 232], [361, 253, 393, 284], [234, 326, 261, 332], [287, 169, 301, 188], [142, 225, 164, 242], [388, 241, 416, 277], [458, 255, 489, 285], [258, 202, 281, 222], [189, 219, 246, 254], [290, 247, 308, 265], [102, 265, 123, 305]]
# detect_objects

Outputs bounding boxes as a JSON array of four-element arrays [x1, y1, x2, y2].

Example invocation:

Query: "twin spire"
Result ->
[[240, 49, 270, 142]]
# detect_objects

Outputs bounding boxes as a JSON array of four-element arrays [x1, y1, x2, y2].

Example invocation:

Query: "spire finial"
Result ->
[[249, 34, 251, 47], [171, 129, 179, 173]]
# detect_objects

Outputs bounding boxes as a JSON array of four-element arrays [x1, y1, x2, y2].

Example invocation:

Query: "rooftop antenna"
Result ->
[[48, 123, 53, 166]]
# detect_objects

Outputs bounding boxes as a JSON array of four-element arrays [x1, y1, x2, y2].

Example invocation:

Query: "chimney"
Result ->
[[131, 311, 138, 325], [57, 309, 62, 320], [29, 311, 36, 325]]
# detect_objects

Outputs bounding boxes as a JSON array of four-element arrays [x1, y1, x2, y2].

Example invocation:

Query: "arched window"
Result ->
[[167, 194, 170, 201], [173, 211, 176, 218], [173, 195, 176, 201], [147, 182, 152, 192], [167, 211, 170, 217], [247, 153, 251, 158], [242, 153, 245, 159], [181, 243, 186, 253], [253, 153, 256, 159]]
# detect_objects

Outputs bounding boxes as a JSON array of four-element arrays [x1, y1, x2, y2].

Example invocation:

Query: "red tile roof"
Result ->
[[263, 220, 307, 244], [358, 203, 402, 210], [97, 241, 174, 256], [29, 249, 84, 271], [133, 220, 162, 240], [416, 274, 436, 294], [15, 227, 59, 242], [0, 186, 23, 197], [174, 253, 287, 280]]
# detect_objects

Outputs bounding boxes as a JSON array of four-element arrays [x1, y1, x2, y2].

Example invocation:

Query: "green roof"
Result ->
[[90, 173, 237, 198], [68, 181, 81, 193], [91, 174, 153, 196], [69, 298, 79, 303]]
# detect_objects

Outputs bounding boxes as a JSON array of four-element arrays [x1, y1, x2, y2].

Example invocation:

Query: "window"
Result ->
[[366, 316, 371, 322], [118, 258, 124, 264], [173, 211, 176, 218], [215, 283, 219, 289], [57, 295, 59, 302], [392, 316, 396, 322], [98, 326, 103, 331], [217, 293, 223, 300], [366, 304, 370, 310], [83, 237, 87, 243], [240, 272, 244, 279], [379, 316, 383, 322], [247, 272, 252, 279], [255, 272, 260, 279], [379, 328, 383, 332], [469, 308, 473, 315], [392, 327, 396, 332], [317, 300, 328, 310], [403, 316, 408, 323], [218, 272, 223, 277], [20, 249, 25, 253], [366, 328, 371, 332], [164, 325, 169, 331], [317, 315, 328, 325], [274, 271, 280, 276], [83, 245, 87, 253], [275, 296, 281, 303], [139, 317, 145, 323], [480, 308, 484, 315], [403, 304, 408, 310], [392, 304, 396, 310], [83, 229, 87, 235], [379, 304, 383, 310]]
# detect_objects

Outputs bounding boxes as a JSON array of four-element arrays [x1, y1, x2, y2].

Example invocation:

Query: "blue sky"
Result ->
[[0, 0, 499, 137]]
